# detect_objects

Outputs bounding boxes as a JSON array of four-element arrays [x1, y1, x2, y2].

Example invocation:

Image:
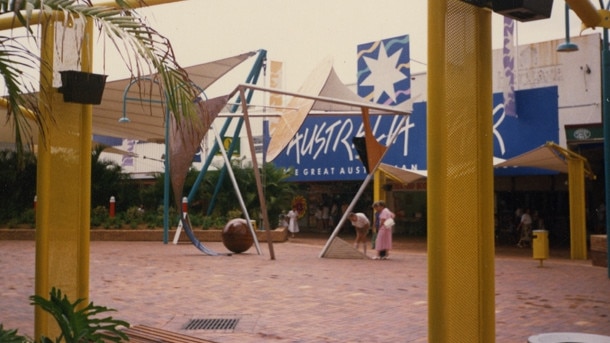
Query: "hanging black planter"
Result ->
[[59, 70, 108, 105]]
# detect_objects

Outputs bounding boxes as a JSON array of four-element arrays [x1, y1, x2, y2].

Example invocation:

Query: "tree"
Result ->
[[189, 161, 297, 227], [0, 0, 201, 160], [90, 145, 136, 211]]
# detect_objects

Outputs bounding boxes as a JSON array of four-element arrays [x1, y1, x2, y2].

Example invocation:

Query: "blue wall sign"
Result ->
[[265, 86, 558, 182]]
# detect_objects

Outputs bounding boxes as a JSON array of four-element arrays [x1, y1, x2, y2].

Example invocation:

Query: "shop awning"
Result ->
[[378, 163, 427, 184], [494, 142, 595, 179]]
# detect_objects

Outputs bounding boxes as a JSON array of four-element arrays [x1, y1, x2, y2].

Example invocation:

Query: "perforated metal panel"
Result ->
[[427, 0, 495, 342]]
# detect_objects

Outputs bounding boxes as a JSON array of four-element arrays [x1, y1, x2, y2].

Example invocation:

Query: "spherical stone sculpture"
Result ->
[[222, 218, 254, 253]]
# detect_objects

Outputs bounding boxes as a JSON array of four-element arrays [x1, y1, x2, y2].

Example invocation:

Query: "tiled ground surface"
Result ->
[[1, 234, 609, 342]]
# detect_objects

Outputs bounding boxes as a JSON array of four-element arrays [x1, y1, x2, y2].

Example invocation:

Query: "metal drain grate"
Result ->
[[183, 318, 240, 331]]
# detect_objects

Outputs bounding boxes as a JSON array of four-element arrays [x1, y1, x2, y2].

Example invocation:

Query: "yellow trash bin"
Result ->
[[532, 230, 549, 264]]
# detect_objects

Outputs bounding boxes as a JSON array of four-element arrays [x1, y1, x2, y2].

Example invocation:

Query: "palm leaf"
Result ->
[[0, 0, 201, 162], [0, 34, 46, 166]]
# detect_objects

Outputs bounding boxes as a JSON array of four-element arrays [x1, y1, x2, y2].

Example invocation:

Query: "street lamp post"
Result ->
[[557, 3, 579, 52]]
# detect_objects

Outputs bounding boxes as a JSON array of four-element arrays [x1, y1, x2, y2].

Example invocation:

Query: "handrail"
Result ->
[[0, 0, 183, 31]]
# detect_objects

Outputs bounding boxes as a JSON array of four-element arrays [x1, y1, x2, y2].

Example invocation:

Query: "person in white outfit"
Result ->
[[287, 206, 300, 238], [348, 212, 370, 255], [516, 208, 533, 248]]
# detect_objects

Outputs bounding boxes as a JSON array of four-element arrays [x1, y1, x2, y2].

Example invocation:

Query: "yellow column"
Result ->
[[428, 1, 495, 342], [373, 169, 383, 202], [35, 17, 92, 340], [568, 158, 587, 259]]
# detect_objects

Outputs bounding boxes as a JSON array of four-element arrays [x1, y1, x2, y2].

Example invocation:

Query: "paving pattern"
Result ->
[[1, 234, 609, 342]]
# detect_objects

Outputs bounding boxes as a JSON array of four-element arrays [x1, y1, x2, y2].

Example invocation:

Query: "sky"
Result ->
[[122, 0, 591, 98]]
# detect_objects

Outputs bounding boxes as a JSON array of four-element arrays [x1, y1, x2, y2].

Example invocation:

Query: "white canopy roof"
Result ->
[[495, 142, 595, 178], [0, 51, 257, 145], [92, 51, 256, 142], [378, 163, 427, 184]]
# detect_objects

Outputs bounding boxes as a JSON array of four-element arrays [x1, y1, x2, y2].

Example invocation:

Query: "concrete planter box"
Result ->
[[590, 234, 607, 267], [0, 228, 288, 243]]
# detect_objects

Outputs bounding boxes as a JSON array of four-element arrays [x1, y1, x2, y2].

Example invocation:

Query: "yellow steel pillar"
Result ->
[[568, 158, 587, 259], [373, 169, 385, 202], [35, 17, 93, 340], [428, 1, 495, 342]]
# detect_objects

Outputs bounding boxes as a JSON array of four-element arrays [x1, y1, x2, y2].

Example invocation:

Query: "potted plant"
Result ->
[[0, 287, 129, 343], [58, 70, 108, 105]]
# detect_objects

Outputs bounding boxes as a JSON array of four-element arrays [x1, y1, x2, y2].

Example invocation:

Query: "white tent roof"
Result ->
[[378, 163, 427, 184], [92, 51, 256, 142], [372, 144, 594, 185], [495, 145, 569, 173], [494, 142, 594, 178], [237, 56, 411, 162], [0, 51, 257, 145]]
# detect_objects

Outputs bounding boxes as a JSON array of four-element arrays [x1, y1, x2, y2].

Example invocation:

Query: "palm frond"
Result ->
[[45, 0, 201, 121], [0, 0, 201, 162], [0, 35, 45, 165]]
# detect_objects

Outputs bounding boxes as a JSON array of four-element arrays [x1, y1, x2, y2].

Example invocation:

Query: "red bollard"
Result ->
[[182, 197, 188, 215], [109, 196, 116, 218]]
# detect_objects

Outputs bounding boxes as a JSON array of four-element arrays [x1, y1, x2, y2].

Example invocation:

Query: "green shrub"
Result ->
[[189, 213, 203, 228], [19, 209, 35, 227], [90, 206, 108, 227], [7, 218, 20, 228], [121, 206, 146, 229], [103, 217, 121, 230], [227, 208, 243, 219]]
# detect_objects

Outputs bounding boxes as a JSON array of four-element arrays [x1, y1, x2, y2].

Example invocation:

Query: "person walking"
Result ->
[[321, 202, 330, 231], [348, 212, 370, 255], [287, 206, 300, 238], [516, 208, 533, 248], [372, 201, 395, 260]]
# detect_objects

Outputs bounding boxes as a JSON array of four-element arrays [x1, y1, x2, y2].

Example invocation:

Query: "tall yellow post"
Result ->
[[568, 158, 587, 259], [373, 169, 384, 202], [35, 16, 93, 340], [428, 1, 495, 342]]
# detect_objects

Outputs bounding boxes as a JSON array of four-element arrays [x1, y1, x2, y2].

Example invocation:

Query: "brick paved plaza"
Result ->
[[1, 235, 609, 342]]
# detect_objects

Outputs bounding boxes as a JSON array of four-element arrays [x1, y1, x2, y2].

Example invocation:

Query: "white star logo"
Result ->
[[361, 43, 407, 103]]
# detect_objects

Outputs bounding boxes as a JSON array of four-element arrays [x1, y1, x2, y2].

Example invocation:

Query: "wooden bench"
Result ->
[[118, 325, 217, 343]]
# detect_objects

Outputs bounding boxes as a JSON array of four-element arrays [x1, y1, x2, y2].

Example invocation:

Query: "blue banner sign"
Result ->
[[266, 86, 558, 182]]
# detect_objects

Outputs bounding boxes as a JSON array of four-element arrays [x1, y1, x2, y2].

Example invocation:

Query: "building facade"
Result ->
[[266, 33, 605, 244]]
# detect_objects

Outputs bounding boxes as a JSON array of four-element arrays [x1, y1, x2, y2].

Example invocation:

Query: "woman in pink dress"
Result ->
[[373, 201, 395, 260]]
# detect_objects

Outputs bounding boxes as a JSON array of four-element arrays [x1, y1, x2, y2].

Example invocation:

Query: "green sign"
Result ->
[[565, 123, 603, 143]]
